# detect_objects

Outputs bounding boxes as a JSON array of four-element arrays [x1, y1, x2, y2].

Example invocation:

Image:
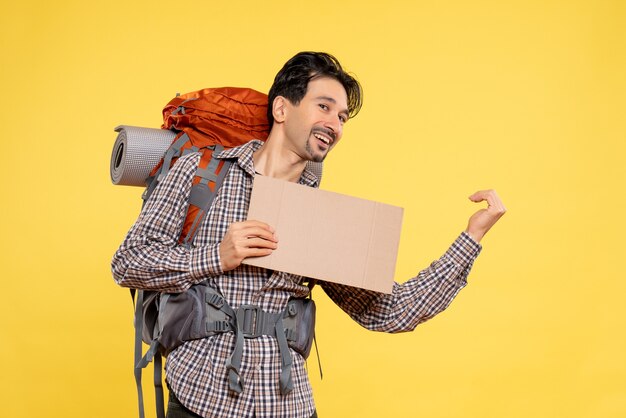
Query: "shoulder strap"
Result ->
[[134, 150, 232, 418], [181, 146, 232, 247]]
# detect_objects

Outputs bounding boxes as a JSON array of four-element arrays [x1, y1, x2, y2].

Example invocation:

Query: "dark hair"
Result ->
[[267, 51, 363, 126]]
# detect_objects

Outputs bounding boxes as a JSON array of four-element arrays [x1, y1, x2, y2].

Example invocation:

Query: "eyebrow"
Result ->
[[316, 96, 350, 118]]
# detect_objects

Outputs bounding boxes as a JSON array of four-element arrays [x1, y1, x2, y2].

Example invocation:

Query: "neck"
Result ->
[[253, 130, 307, 182]]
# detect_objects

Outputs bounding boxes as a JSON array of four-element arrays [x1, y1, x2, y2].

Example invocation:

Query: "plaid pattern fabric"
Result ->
[[112, 140, 482, 418]]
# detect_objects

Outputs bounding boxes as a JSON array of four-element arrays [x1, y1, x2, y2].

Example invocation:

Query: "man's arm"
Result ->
[[111, 153, 280, 293], [111, 153, 223, 293], [321, 190, 505, 332], [321, 232, 480, 332]]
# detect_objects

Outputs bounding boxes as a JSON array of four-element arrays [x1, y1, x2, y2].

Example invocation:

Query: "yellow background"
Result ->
[[1, 0, 624, 417]]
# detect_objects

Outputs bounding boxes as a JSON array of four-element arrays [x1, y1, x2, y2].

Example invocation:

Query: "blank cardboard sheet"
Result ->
[[243, 175, 403, 294]]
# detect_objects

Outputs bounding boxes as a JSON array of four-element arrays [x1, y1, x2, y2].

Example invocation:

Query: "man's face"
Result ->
[[282, 77, 349, 163]]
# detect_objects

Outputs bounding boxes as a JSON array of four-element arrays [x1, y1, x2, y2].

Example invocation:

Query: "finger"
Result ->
[[241, 247, 275, 259], [483, 191, 498, 209], [484, 190, 506, 212], [468, 189, 491, 202], [469, 190, 506, 212], [238, 219, 275, 233], [238, 237, 279, 250], [235, 226, 278, 242]]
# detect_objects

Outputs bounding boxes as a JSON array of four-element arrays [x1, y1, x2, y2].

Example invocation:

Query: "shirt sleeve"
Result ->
[[320, 232, 482, 333], [111, 153, 224, 293]]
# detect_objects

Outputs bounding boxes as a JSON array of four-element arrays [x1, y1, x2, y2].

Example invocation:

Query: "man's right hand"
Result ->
[[219, 220, 278, 272]]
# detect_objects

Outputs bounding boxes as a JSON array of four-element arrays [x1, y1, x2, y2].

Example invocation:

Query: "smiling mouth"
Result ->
[[314, 133, 330, 145], [312, 129, 335, 146]]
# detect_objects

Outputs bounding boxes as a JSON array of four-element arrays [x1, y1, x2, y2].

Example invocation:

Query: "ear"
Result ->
[[272, 96, 287, 123]]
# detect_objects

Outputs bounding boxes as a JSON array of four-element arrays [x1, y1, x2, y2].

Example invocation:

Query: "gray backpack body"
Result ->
[[138, 282, 316, 360], [133, 281, 316, 418]]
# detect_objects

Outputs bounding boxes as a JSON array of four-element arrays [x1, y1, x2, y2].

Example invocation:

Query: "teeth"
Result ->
[[314, 133, 330, 144]]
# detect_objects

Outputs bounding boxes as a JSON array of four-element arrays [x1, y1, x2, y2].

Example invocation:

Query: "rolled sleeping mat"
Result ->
[[110, 125, 323, 187], [110, 125, 176, 186]]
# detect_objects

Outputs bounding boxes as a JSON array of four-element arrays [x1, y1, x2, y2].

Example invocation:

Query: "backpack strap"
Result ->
[[132, 289, 146, 418], [142, 132, 190, 205], [136, 296, 168, 418], [158, 132, 190, 183], [275, 315, 294, 394], [181, 146, 232, 247], [132, 291, 166, 418], [135, 146, 232, 418], [153, 353, 165, 418]]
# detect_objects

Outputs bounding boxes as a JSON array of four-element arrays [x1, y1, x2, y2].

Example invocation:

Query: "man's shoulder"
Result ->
[[216, 139, 264, 160], [152, 153, 202, 193], [168, 151, 202, 176]]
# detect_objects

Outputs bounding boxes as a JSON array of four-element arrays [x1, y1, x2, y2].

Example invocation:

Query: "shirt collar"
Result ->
[[215, 139, 262, 177], [216, 140, 320, 187]]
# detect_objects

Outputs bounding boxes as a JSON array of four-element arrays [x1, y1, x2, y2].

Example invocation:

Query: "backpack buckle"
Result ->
[[206, 319, 230, 333], [288, 303, 298, 317], [237, 305, 264, 338], [206, 293, 224, 309]]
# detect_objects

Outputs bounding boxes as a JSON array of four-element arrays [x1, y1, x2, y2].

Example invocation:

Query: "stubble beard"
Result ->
[[305, 136, 328, 163]]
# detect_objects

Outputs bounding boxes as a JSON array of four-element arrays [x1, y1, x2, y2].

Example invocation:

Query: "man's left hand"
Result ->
[[465, 189, 506, 243]]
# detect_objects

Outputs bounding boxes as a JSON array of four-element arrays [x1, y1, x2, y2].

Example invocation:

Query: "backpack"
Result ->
[[145, 87, 271, 246], [113, 87, 320, 418]]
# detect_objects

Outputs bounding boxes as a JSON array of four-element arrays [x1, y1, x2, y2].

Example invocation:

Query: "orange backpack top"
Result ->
[[145, 87, 271, 245], [162, 87, 270, 147]]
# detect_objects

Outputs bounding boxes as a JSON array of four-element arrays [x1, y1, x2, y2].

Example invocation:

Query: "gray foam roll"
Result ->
[[110, 125, 176, 186], [110, 124, 323, 187]]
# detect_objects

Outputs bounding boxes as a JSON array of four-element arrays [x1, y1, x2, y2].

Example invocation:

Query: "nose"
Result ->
[[323, 115, 342, 140]]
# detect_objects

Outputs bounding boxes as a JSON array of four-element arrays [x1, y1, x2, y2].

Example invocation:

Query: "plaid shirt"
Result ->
[[112, 140, 482, 418]]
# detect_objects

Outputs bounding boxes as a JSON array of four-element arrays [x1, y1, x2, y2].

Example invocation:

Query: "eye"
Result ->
[[318, 103, 329, 111], [339, 115, 347, 124]]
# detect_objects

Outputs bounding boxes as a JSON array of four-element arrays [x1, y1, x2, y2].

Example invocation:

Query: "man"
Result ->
[[112, 51, 505, 418]]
